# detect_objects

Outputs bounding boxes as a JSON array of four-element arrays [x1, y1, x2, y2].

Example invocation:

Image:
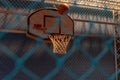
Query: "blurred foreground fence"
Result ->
[[0, 0, 120, 80]]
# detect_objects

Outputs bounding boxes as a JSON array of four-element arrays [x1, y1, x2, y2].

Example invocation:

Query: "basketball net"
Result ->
[[49, 34, 71, 54]]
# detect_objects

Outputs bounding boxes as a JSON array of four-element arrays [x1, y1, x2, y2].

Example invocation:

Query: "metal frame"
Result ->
[[45, 0, 120, 11]]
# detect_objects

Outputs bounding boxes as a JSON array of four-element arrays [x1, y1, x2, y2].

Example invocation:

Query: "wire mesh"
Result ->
[[0, 0, 119, 80]]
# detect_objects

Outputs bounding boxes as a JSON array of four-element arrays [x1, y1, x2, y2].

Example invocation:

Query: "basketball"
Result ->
[[57, 3, 70, 15]]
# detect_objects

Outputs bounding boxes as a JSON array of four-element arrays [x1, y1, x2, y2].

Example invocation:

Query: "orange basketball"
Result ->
[[57, 3, 69, 15]]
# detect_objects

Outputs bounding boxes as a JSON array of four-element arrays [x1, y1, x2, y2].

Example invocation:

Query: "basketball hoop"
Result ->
[[49, 34, 71, 54]]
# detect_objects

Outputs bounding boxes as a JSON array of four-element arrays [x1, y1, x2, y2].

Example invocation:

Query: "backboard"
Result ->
[[27, 8, 74, 42]]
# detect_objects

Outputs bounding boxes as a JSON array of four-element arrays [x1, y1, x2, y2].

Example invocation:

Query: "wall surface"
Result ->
[[0, 33, 116, 80]]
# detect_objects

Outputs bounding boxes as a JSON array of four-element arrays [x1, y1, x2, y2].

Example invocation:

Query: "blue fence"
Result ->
[[0, 0, 119, 80]]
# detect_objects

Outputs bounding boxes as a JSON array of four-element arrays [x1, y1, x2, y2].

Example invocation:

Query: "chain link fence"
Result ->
[[0, 0, 119, 80]]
